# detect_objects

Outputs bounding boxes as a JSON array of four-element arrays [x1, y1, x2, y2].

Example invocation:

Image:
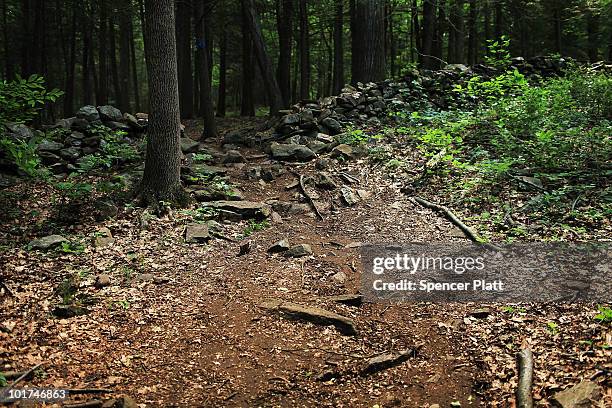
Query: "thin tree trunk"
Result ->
[[242, 0, 283, 115], [332, 0, 344, 94], [494, 1, 503, 40], [298, 0, 310, 100], [109, 14, 121, 107], [586, 10, 599, 62], [63, 5, 77, 116], [176, 0, 193, 118], [98, 0, 109, 105], [196, 0, 217, 139], [81, 2, 94, 106], [241, 0, 255, 116], [483, 0, 491, 41], [118, 8, 132, 112], [129, 18, 140, 112], [553, 6, 562, 54], [140, 0, 186, 207], [411, 0, 420, 62], [217, 19, 227, 117], [276, 0, 293, 106], [421, 0, 437, 69], [1, 0, 12, 79], [467, 0, 477, 64]]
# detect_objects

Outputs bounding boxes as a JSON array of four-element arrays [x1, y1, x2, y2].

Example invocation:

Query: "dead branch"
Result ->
[[296, 174, 324, 220], [516, 348, 534, 408], [2, 363, 43, 396]]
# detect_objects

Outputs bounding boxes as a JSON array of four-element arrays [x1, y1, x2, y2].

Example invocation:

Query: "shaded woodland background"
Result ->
[[2, 0, 611, 120]]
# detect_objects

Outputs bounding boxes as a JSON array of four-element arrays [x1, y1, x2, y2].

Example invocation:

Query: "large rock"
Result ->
[[28, 235, 68, 250], [185, 223, 211, 243], [59, 147, 82, 161], [97, 105, 123, 122], [223, 129, 253, 146], [180, 137, 200, 154], [37, 140, 64, 153], [5, 123, 34, 140], [270, 142, 315, 162], [284, 243, 312, 258], [203, 201, 271, 220], [76, 105, 100, 122], [331, 144, 362, 160], [552, 381, 602, 408], [320, 117, 342, 135]]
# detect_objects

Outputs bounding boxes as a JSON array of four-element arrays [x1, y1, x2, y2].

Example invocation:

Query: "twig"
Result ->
[[516, 348, 534, 408], [297, 174, 324, 220], [3, 363, 43, 395]]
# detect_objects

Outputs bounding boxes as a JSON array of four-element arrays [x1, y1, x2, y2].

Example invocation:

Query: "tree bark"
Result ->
[[140, 0, 186, 207], [494, 1, 503, 40], [298, 0, 310, 100], [276, 0, 293, 106], [586, 9, 599, 61], [81, 1, 94, 106], [63, 5, 77, 116], [118, 6, 132, 112], [352, 0, 386, 83], [421, 0, 437, 69], [109, 13, 122, 107], [217, 16, 227, 117], [195, 0, 218, 139], [97, 0, 109, 105], [332, 0, 344, 94], [467, 0, 477, 64], [129, 17, 141, 112], [242, 0, 283, 115], [176, 0, 194, 119], [241, 0, 255, 116]]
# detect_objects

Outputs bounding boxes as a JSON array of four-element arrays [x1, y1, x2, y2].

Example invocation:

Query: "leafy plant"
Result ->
[[58, 241, 85, 254], [546, 321, 559, 335], [0, 136, 46, 178], [595, 306, 612, 323], [0, 74, 63, 125], [242, 219, 270, 237], [0, 373, 7, 386], [55, 180, 93, 201]]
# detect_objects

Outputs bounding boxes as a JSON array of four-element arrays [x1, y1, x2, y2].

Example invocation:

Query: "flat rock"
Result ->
[[361, 348, 417, 375], [270, 142, 315, 162], [76, 105, 100, 122], [552, 380, 602, 408], [28, 235, 68, 250], [284, 243, 312, 258], [37, 140, 64, 152], [180, 137, 200, 154], [329, 294, 363, 307], [203, 200, 271, 220], [331, 144, 361, 160], [97, 105, 123, 122], [222, 150, 245, 164], [261, 300, 358, 336], [341, 187, 360, 206], [268, 239, 291, 253], [185, 223, 211, 243]]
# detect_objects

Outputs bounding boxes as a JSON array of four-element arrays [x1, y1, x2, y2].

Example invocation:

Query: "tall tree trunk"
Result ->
[[242, 0, 283, 115], [276, 0, 293, 106], [217, 19, 227, 117], [196, 0, 218, 139], [467, 0, 477, 64], [176, 0, 193, 118], [411, 0, 420, 62], [63, 5, 77, 116], [98, 0, 109, 105], [352, 0, 386, 82], [434, 0, 445, 68], [129, 18, 141, 112], [388, 3, 397, 77], [298, 0, 310, 100], [109, 14, 121, 107], [118, 9, 132, 112], [241, 0, 255, 116], [350, 0, 360, 82], [449, 0, 465, 63], [1, 0, 12, 79], [140, 0, 186, 206], [421, 0, 437, 69], [494, 1, 503, 40], [553, 5, 562, 54], [332, 0, 344, 94], [586, 9, 599, 61], [483, 0, 491, 41]]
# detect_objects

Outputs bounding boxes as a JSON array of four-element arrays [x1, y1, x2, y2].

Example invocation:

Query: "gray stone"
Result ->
[[94, 200, 118, 220], [316, 133, 334, 143], [315, 158, 330, 170], [28, 235, 68, 250], [97, 105, 123, 122], [332, 271, 347, 284], [185, 223, 211, 243], [315, 172, 337, 190], [320, 117, 342, 134], [223, 129, 252, 146], [270, 142, 315, 162], [284, 243, 312, 258], [71, 118, 90, 132], [37, 140, 64, 153], [39, 151, 62, 164], [280, 113, 300, 126], [106, 121, 131, 132], [341, 187, 360, 206], [552, 381, 602, 408], [59, 147, 81, 161], [268, 238, 291, 253], [307, 141, 328, 154], [5, 123, 34, 140], [76, 105, 100, 122], [203, 201, 271, 220], [222, 150, 245, 164], [331, 144, 361, 160], [123, 113, 142, 130], [180, 137, 200, 154], [361, 349, 416, 375]]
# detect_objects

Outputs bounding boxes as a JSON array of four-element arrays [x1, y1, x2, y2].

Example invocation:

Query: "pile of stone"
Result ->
[[1, 105, 146, 174]]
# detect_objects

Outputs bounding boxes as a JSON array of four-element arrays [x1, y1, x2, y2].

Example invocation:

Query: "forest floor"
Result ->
[[1, 118, 611, 407]]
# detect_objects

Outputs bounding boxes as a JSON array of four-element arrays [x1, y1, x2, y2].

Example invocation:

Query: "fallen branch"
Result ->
[[516, 348, 534, 408], [3, 363, 43, 395], [296, 174, 324, 220]]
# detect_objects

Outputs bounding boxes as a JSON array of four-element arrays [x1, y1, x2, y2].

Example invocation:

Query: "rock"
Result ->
[[206, 220, 223, 234], [315, 158, 330, 170], [361, 348, 417, 375], [307, 140, 328, 154], [341, 187, 360, 206], [315, 172, 337, 190], [135, 273, 155, 282], [106, 121, 131, 132], [101, 396, 138, 408], [280, 113, 300, 126], [316, 133, 334, 143], [331, 144, 361, 160], [270, 142, 316, 162], [268, 239, 291, 253], [94, 274, 112, 288], [261, 300, 358, 336], [28, 235, 68, 250], [76, 105, 100, 122], [329, 294, 363, 307], [180, 137, 200, 154], [185, 164, 227, 177], [222, 150, 245, 164], [39, 151, 62, 165], [223, 129, 253, 146], [552, 380, 602, 408], [123, 113, 142, 129], [37, 140, 64, 153], [444, 63, 470, 73], [192, 187, 242, 202], [284, 243, 312, 258], [270, 211, 283, 223], [94, 200, 119, 220], [320, 117, 342, 134], [59, 147, 81, 161], [203, 200, 271, 220], [71, 117, 90, 131], [185, 223, 211, 243], [52, 305, 89, 318], [470, 308, 491, 319], [332, 271, 347, 284], [97, 105, 123, 122], [6, 123, 35, 140]]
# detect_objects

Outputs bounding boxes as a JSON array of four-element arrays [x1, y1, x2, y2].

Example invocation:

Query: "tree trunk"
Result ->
[[352, 0, 386, 83], [553, 6, 562, 54], [129, 17, 141, 112], [195, 0, 218, 139], [109, 14, 122, 107], [276, 0, 293, 106], [176, 0, 193, 119], [350, 0, 360, 82], [483, 0, 491, 41], [242, 0, 283, 115], [97, 0, 109, 105], [63, 5, 77, 116], [217, 19, 227, 117], [467, 0, 477, 65], [411, 0, 420, 62], [586, 9, 599, 61], [298, 0, 310, 100], [81, 2, 94, 106], [140, 0, 186, 207], [241, 0, 255, 116], [332, 0, 344, 94], [421, 0, 437, 69], [118, 8, 132, 112], [448, 0, 465, 63], [494, 1, 503, 40]]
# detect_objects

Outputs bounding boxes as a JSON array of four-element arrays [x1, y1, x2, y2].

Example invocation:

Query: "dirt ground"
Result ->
[[1, 119, 610, 407]]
